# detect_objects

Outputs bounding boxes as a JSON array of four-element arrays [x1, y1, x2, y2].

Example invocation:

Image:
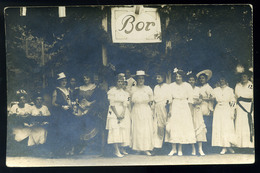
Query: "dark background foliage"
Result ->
[[5, 5, 252, 102]]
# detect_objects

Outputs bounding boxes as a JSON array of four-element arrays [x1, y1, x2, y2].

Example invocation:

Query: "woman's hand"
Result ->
[[62, 105, 70, 110]]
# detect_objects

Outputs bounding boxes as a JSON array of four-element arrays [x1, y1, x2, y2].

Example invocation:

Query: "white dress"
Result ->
[[131, 85, 154, 151], [199, 83, 214, 116], [106, 87, 131, 146], [9, 103, 32, 145], [212, 86, 236, 147], [235, 81, 254, 148], [29, 105, 51, 146], [191, 86, 207, 142], [153, 83, 171, 148], [165, 82, 196, 144]]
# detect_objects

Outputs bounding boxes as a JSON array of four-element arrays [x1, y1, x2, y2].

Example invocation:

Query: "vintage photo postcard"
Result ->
[[5, 4, 254, 167]]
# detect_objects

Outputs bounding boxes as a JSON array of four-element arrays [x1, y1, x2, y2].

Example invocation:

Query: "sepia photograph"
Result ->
[[4, 4, 254, 166]]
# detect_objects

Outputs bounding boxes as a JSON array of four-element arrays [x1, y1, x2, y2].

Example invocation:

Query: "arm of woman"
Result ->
[[147, 86, 154, 107], [52, 90, 59, 107], [111, 106, 122, 120]]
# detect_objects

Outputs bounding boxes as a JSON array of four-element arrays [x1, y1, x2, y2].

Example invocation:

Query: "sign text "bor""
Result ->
[[119, 15, 155, 34]]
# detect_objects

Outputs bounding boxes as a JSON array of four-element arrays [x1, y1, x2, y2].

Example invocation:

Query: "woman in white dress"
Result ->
[[106, 74, 131, 157], [166, 69, 196, 156], [131, 70, 154, 155], [187, 73, 207, 156], [235, 70, 254, 150], [30, 93, 51, 147], [153, 73, 170, 152], [196, 70, 214, 152], [212, 76, 236, 154], [8, 90, 32, 155]]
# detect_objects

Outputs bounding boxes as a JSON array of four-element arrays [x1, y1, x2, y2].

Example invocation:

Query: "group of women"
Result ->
[[105, 68, 254, 157], [8, 66, 254, 157]]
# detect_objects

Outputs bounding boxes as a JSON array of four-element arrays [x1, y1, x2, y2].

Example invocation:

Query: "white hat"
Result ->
[[196, 69, 212, 81], [135, 70, 149, 76], [57, 72, 66, 80]]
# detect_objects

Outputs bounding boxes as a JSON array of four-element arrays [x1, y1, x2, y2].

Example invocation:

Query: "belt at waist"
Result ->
[[237, 97, 252, 102], [173, 98, 187, 100], [217, 102, 230, 106], [154, 100, 168, 104]]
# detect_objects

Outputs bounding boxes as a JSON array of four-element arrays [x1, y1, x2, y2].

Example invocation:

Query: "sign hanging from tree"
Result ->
[[111, 7, 162, 43]]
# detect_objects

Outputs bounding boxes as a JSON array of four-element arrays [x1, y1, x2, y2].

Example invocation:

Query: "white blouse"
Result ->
[[235, 81, 253, 99], [154, 83, 171, 103], [9, 103, 32, 116], [31, 105, 51, 116], [213, 86, 235, 103], [107, 87, 130, 107], [131, 86, 153, 104], [169, 82, 193, 103]]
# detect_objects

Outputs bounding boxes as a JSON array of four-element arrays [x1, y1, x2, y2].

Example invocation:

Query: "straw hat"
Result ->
[[196, 69, 212, 81], [134, 70, 149, 77], [57, 72, 66, 80]]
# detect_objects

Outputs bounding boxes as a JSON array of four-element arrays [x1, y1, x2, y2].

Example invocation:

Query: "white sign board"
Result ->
[[111, 7, 162, 43]]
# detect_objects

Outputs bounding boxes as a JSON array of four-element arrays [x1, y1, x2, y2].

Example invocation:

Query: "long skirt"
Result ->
[[131, 103, 154, 151], [212, 104, 236, 147], [191, 105, 207, 142], [153, 102, 167, 148], [106, 105, 131, 147], [12, 127, 31, 144], [235, 101, 254, 148], [165, 100, 196, 144], [28, 127, 48, 146]]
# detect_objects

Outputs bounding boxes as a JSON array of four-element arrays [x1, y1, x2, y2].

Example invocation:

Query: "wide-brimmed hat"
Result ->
[[196, 69, 212, 81], [57, 72, 66, 80]]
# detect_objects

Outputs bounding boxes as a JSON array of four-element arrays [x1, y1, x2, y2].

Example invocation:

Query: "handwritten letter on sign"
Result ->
[[111, 7, 162, 43]]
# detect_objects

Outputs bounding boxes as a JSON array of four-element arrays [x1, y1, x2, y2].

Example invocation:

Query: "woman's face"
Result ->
[[176, 74, 183, 84], [241, 74, 249, 84], [35, 97, 43, 106], [83, 76, 91, 85], [70, 78, 76, 87], [137, 76, 145, 86], [199, 75, 207, 85], [188, 77, 196, 87], [19, 96, 26, 105], [93, 75, 99, 84], [219, 78, 227, 86], [117, 79, 124, 89], [60, 79, 67, 87], [156, 75, 164, 84]]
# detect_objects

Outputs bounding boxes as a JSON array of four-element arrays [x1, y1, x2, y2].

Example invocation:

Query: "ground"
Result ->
[[6, 154, 254, 167]]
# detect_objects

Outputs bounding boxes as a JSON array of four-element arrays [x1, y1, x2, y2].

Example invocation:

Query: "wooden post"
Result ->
[[165, 16, 172, 84], [25, 38, 28, 57], [41, 40, 46, 88], [102, 8, 108, 66], [41, 40, 45, 66]]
